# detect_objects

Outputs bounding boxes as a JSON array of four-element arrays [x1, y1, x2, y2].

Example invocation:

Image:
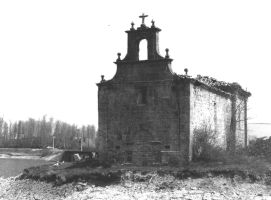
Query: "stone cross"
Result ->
[[139, 13, 148, 25]]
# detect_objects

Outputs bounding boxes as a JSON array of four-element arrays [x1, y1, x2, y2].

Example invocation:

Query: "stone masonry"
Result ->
[[96, 14, 251, 165]]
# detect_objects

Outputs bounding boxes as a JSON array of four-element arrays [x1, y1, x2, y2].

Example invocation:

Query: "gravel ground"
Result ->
[[1, 176, 271, 200]]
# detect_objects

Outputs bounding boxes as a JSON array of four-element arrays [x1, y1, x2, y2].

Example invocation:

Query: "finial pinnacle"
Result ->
[[117, 52, 121, 61], [101, 75, 105, 83], [151, 20, 155, 28], [184, 68, 188, 75], [165, 48, 169, 59], [130, 22, 135, 30]]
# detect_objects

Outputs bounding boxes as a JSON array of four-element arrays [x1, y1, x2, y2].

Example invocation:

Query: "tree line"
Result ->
[[0, 116, 96, 150]]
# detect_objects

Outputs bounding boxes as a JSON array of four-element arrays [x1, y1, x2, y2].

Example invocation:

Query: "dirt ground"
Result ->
[[1, 173, 271, 200], [3, 153, 271, 199]]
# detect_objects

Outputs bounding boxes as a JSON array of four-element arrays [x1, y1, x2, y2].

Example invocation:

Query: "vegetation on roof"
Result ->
[[174, 73, 251, 97]]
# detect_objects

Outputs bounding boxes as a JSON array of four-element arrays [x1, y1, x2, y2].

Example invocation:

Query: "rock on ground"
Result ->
[[1, 176, 271, 200]]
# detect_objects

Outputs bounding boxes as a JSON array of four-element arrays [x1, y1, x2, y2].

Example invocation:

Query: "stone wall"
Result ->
[[172, 79, 191, 162], [96, 55, 194, 165], [97, 77, 248, 164], [97, 71, 188, 165], [189, 83, 232, 155]]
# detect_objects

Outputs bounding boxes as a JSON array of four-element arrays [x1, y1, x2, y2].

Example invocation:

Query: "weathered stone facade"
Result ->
[[97, 15, 251, 165]]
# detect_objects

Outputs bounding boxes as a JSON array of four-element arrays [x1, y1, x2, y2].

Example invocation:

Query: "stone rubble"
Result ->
[[1, 176, 271, 200]]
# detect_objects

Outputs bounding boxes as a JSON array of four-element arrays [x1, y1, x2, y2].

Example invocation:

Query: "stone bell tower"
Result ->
[[97, 14, 188, 166], [123, 13, 164, 61], [112, 13, 173, 83]]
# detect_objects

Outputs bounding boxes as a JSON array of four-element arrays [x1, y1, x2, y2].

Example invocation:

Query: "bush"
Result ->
[[247, 137, 271, 157], [40, 149, 52, 157], [192, 125, 227, 162]]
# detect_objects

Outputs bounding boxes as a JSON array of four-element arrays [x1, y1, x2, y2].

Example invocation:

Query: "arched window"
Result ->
[[139, 39, 148, 60]]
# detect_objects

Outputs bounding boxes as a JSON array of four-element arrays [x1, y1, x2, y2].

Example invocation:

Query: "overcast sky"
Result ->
[[0, 0, 270, 127]]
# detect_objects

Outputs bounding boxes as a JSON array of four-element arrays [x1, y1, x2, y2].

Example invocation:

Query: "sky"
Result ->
[[0, 0, 271, 128]]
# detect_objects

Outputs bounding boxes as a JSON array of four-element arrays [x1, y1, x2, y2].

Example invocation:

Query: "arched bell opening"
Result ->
[[138, 39, 148, 61]]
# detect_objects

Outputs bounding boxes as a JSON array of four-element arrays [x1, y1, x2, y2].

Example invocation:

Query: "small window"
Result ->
[[126, 151, 133, 162], [115, 146, 120, 150], [137, 87, 147, 105], [165, 145, 170, 150]]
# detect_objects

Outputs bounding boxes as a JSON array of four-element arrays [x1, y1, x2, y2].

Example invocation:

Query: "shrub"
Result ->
[[40, 149, 51, 157], [192, 125, 226, 162], [247, 137, 271, 157]]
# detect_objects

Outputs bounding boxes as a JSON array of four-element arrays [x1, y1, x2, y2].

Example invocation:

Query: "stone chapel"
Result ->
[[96, 14, 251, 165]]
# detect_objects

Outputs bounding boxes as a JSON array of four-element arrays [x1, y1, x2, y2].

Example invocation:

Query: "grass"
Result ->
[[19, 155, 271, 186]]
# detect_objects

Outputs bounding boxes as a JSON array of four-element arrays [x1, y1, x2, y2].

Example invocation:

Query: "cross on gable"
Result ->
[[139, 13, 148, 25]]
